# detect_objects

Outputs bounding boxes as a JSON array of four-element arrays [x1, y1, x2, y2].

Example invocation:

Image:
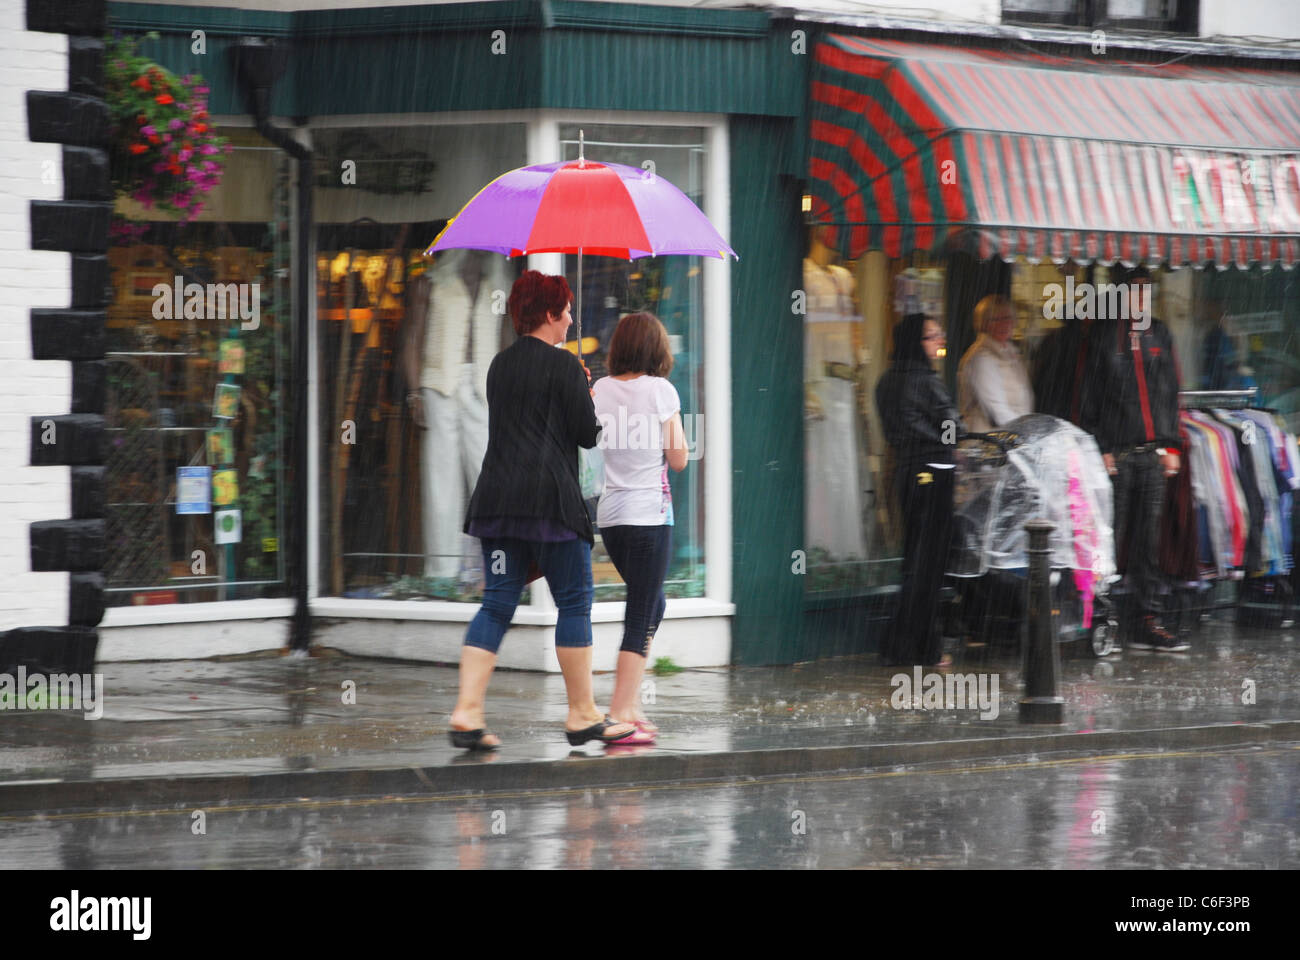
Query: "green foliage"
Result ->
[[651, 656, 683, 675]]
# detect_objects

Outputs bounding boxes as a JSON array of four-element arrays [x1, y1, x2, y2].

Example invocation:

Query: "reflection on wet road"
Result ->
[[2, 744, 1295, 869]]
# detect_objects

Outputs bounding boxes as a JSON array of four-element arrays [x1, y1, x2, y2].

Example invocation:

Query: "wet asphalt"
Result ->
[[0, 615, 1295, 868], [1, 743, 1294, 869]]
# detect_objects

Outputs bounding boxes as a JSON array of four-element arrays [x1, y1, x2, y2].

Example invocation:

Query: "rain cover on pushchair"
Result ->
[[949, 414, 1116, 627]]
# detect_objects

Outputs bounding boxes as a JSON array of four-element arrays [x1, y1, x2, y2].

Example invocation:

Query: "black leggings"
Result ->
[[885, 465, 954, 666], [600, 524, 672, 656]]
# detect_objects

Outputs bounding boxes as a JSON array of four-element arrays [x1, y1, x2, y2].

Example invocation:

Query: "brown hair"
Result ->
[[606, 312, 673, 378], [507, 270, 572, 336]]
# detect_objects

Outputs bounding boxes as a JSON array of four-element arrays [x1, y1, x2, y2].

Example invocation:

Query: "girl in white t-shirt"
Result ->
[[593, 313, 689, 744]]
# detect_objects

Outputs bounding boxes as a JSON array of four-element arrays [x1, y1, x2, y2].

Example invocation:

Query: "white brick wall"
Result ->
[[0, 5, 71, 630]]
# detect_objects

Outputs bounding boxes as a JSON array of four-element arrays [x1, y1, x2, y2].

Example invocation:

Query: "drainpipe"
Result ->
[[230, 37, 312, 652]]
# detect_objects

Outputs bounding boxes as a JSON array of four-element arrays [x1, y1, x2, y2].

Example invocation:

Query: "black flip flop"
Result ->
[[449, 728, 499, 751], [564, 717, 637, 746]]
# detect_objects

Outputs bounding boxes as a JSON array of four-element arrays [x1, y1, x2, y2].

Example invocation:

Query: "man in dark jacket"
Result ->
[[1079, 267, 1188, 651]]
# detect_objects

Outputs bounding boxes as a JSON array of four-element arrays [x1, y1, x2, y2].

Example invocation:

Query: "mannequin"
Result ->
[[803, 226, 867, 561], [403, 248, 512, 579]]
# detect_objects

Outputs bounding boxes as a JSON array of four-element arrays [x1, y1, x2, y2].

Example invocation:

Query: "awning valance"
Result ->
[[808, 35, 1300, 268]]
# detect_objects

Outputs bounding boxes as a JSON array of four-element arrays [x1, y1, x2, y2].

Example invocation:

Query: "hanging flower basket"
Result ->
[[106, 33, 232, 240]]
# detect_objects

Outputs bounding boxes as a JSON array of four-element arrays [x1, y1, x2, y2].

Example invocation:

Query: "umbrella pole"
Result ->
[[576, 249, 583, 363]]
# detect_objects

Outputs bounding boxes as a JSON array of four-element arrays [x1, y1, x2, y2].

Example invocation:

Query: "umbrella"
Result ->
[[424, 132, 737, 358]]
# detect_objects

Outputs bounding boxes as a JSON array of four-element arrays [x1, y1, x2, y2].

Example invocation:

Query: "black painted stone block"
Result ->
[[71, 360, 105, 414], [31, 309, 105, 360], [0, 626, 98, 678], [30, 200, 111, 252], [29, 413, 105, 466], [68, 36, 104, 98], [26, 91, 108, 147], [71, 254, 111, 307], [70, 466, 104, 519], [69, 573, 105, 626], [63, 147, 110, 202], [26, 0, 106, 37], [30, 518, 105, 572]]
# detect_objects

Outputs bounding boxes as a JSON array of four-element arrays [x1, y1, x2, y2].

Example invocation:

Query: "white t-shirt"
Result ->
[[593, 375, 681, 527]]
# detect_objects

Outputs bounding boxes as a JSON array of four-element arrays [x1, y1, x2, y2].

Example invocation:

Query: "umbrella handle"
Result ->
[[576, 249, 583, 362]]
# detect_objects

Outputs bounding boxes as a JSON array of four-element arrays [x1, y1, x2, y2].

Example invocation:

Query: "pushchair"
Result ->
[[944, 414, 1119, 657]]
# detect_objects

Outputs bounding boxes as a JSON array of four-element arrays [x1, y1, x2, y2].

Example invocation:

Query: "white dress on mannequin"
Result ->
[[419, 250, 509, 579], [804, 257, 866, 561]]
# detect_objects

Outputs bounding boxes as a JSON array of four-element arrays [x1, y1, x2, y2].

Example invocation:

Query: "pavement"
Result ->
[[0, 616, 1296, 815]]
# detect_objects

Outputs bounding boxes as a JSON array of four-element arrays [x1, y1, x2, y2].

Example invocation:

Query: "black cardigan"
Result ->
[[463, 335, 600, 542]]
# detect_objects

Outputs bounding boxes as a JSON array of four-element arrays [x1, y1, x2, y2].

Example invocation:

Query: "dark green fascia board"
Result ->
[[109, 1, 766, 39], [109, 1, 294, 36], [541, 0, 768, 37]]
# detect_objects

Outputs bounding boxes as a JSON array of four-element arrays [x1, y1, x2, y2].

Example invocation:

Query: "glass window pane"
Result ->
[[105, 128, 292, 605], [559, 123, 708, 601], [314, 122, 526, 602]]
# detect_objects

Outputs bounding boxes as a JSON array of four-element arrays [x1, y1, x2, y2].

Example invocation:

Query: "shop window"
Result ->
[[802, 227, 951, 594], [1003, 0, 1198, 32], [314, 122, 526, 601], [558, 123, 709, 602], [105, 128, 293, 606]]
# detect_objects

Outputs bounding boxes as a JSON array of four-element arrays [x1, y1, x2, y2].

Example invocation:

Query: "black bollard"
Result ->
[[1020, 519, 1064, 723]]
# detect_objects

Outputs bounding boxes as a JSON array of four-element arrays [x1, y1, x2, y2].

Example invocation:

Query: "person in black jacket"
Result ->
[[448, 271, 636, 750], [1079, 267, 1188, 652], [875, 313, 960, 667]]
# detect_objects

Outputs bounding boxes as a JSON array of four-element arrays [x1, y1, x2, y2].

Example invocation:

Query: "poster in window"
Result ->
[[212, 469, 238, 507], [219, 339, 245, 375], [207, 428, 233, 465], [214, 508, 242, 545], [213, 382, 241, 420], [176, 466, 211, 515]]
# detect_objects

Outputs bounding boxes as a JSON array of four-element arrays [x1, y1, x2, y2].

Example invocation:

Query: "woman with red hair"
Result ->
[[448, 270, 636, 750]]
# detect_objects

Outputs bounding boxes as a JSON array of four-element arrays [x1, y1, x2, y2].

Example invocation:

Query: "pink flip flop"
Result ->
[[611, 725, 656, 746], [635, 718, 659, 735]]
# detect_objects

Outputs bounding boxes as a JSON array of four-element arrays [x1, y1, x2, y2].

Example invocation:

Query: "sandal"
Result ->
[[449, 728, 499, 752], [565, 717, 637, 746]]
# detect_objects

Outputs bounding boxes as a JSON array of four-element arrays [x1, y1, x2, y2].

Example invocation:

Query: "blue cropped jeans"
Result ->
[[463, 537, 593, 655]]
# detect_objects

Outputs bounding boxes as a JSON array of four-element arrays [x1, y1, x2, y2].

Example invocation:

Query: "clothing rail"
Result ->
[[1178, 388, 1259, 410]]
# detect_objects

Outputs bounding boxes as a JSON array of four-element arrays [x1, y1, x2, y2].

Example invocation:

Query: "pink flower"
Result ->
[[177, 148, 192, 162], [167, 118, 184, 131], [200, 144, 219, 156], [140, 124, 157, 137]]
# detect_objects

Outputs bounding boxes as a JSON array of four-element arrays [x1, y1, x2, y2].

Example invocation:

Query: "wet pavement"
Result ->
[[2, 744, 1295, 868], [0, 616, 1295, 816]]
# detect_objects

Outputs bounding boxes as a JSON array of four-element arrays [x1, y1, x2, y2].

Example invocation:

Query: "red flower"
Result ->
[[129, 143, 149, 155], [192, 123, 207, 134], [148, 135, 161, 145], [131, 75, 151, 91], [155, 94, 174, 105], [167, 163, 182, 175]]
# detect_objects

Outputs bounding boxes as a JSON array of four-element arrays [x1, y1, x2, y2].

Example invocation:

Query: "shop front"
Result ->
[[97, 1, 807, 666], [799, 34, 1300, 657]]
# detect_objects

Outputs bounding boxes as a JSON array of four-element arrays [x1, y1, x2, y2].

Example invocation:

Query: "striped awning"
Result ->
[[808, 35, 1300, 268]]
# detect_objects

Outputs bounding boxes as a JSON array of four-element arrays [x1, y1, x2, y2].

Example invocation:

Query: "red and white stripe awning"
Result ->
[[808, 35, 1300, 268]]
